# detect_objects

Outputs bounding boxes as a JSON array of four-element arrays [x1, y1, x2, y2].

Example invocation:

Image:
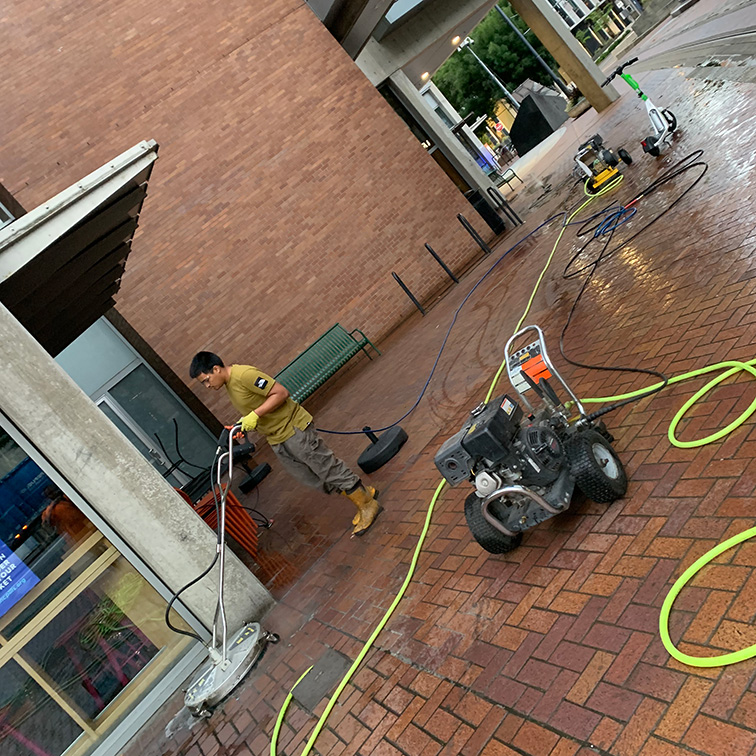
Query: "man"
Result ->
[[189, 352, 381, 536]]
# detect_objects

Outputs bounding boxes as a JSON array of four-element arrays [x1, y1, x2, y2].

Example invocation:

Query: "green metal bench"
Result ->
[[274, 324, 380, 403]]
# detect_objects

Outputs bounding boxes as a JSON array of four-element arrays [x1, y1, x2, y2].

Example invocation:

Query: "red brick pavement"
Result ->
[[124, 10, 756, 756]]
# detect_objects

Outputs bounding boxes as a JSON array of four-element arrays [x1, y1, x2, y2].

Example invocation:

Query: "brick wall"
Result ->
[[1, 0, 484, 418]]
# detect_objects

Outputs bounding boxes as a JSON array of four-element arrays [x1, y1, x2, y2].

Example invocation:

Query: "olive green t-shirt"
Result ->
[[225, 365, 312, 445]]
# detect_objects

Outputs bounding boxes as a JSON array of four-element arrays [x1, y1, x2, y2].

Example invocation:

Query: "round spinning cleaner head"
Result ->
[[184, 623, 279, 717]]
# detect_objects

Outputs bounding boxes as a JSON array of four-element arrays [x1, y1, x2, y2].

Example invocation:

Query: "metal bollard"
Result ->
[[425, 243, 459, 283], [487, 187, 523, 226], [392, 272, 426, 315], [457, 214, 493, 255]]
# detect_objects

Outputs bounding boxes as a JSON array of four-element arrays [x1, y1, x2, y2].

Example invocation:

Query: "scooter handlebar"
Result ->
[[601, 56, 639, 85]]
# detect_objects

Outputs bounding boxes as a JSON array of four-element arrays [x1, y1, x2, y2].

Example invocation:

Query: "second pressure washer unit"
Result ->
[[574, 133, 632, 195]]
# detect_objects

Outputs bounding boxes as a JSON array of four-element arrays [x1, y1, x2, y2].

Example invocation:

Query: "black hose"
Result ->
[[559, 150, 708, 419], [164, 441, 226, 641]]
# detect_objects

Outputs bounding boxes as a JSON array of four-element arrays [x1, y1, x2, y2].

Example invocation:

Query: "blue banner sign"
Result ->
[[0, 538, 40, 618], [0, 457, 50, 543]]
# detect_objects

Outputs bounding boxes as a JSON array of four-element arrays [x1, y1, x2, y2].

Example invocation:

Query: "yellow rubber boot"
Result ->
[[343, 485, 382, 536], [345, 485, 378, 525]]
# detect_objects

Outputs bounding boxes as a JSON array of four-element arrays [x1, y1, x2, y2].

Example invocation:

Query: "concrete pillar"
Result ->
[[509, 0, 619, 112], [0, 301, 273, 634], [389, 70, 497, 199]]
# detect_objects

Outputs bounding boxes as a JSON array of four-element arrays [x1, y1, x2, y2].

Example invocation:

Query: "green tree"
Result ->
[[432, 1, 560, 120], [585, 4, 617, 39]]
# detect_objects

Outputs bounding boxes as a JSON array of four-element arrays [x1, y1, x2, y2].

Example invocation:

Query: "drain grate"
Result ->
[[292, 648, 353, 713]]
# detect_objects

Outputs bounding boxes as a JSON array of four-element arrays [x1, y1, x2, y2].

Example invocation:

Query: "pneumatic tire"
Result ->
[[464, 491, 523, 554], [565, 430, 627, 504], [618, 148, 633, 165]]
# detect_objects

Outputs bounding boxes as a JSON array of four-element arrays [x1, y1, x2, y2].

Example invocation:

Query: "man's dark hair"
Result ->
[[189, 351, 224, 379]]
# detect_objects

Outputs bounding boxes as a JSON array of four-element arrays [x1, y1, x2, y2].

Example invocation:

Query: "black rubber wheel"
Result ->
[[358, 426, 408, 474], [600, 149, 619, 167], [618, 148, 632, 165], [662, 109, 677, 131], [464, 491, 523, 554], [565, 430, 627, 504]]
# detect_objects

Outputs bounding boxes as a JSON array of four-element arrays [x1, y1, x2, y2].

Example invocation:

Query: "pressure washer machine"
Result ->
[[574, 134, 632, 195], [434, 326, 627, 553]]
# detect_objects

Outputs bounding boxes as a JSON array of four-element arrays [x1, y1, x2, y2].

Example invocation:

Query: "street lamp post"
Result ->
[[492, 5, 571, 97], [457, 37, 520, 111]]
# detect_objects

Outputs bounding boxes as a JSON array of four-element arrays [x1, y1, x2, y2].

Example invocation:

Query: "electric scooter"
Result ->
[[603, 57, 677, 157]]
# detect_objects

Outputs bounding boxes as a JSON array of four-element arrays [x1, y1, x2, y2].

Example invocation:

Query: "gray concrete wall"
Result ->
[[355, 0, 495, 86], [0, 301, 273, 634]]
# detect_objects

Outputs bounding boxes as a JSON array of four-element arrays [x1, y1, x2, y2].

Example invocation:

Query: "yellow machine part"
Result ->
[[593, 166, 620, 187]]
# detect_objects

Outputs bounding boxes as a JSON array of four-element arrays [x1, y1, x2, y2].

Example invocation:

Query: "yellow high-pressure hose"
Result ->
[[270, 480, 446, 756], [270, 177, 622, 755], [581, 360, 756, 667]]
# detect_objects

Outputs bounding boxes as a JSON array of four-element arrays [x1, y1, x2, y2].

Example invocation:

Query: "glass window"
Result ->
[[0, 659, 84, 756], [434, 107, 455, 129], [0, 431, 193, 756], [20, 559, 173, 719], [55, 320, 137, 397], [98, 401, 185, 486], [0, 201, 13, 230]]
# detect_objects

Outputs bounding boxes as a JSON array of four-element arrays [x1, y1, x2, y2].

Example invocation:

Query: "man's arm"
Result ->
[[253, 380, 289, 419]]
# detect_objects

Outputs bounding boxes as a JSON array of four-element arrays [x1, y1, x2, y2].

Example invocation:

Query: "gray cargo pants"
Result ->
[[271, 425, 360, 495]]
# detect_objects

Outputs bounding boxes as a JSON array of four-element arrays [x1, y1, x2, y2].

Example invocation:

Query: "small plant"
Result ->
[[565, 85, 584, 109]]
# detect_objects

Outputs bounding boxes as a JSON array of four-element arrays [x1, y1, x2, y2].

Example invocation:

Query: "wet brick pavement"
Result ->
[[125, 3, 756, 755]]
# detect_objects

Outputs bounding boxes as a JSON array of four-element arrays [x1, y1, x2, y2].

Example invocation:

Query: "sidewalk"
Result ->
[[125, 3, 756, 755]]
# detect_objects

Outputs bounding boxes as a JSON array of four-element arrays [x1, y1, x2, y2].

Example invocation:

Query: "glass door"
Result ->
[[0, 430, 193, 756], [97, 397, 191, 487], [56, 319, 218, 491], [103, 364, 217, 485]]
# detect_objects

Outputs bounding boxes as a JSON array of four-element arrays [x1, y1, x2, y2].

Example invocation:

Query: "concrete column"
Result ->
[[0, 301, 273, 634], [389, 70, 497, 199], [509, 0, 619, 112]]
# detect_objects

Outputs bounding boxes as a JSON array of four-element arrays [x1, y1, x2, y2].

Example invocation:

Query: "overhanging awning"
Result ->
[[0, 140, 158, 355]]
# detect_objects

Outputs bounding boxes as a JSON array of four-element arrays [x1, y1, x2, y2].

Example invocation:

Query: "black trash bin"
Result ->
[[464, 190, 506, 235]]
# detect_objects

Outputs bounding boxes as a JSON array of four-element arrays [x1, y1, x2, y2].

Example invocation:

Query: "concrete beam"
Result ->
[[508, 0, 619, 112], [305, 0, 394, 60], [340, 0, 395, 59], [0, 300, 273, 634], [356, 0, 494, 86]]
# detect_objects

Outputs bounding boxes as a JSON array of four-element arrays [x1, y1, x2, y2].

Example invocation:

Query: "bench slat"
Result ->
[[274, 323, 377, 403]]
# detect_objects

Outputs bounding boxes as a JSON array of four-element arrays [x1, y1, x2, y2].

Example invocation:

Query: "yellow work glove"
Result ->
[[239, 411, 260, 433]]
